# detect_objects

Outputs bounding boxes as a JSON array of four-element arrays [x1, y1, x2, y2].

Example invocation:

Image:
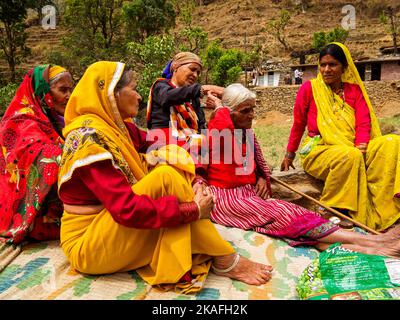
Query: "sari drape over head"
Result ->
[[59, 61, 234, 293], [301, 42, 400, 231], [0, 65, 65, 244]]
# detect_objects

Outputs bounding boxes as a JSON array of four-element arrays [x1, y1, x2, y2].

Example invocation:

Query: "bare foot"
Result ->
[[381, 224, 400, 241], [369, 237, 400, 258], [212, 254, 273, 285], [370, 224, 400, 243]]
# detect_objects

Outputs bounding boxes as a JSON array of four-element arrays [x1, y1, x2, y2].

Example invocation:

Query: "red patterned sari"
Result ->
[[0, 66, 64, 244]]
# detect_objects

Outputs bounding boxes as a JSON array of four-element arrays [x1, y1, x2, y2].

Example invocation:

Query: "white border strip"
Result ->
[[59, 152, 113, 186], [108, 62, 126, 131]]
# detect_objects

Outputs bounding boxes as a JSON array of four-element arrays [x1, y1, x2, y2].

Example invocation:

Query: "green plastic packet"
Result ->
[[297, 243, 400, 300], [299, 135, 322, 158]]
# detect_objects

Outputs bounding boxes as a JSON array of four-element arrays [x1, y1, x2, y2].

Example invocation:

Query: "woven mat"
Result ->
[[0, 242, 22, 273], [0, 224, 319, 300]]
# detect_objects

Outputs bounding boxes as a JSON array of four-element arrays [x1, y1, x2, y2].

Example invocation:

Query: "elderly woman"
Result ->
[[147, 51, 223, 147], [0, 65, 73, 244], [199, 83, 400, 257], [281, 42, 400, 232], [58, 61, 273, 294]]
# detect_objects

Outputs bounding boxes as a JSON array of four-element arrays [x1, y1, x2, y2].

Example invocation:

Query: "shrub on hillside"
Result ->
[[0, 83, 18, 116], [312, 27, 349, 50], [210, 49, 244, 86]]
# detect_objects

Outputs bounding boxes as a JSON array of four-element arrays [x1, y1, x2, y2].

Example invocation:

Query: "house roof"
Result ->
[[288, 63, 318, 68]]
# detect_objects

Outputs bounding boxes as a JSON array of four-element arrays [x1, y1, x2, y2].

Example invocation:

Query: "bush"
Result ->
[[127, 35, 176, 102], [0, 83, 18, 117], [210, 49, 243, 86], [312, 27, 349, 50]]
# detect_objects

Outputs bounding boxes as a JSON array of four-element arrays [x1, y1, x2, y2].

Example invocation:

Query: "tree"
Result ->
[[200, 41, 247, 86], [312, 27, 349, 50], [380, 6, 400, 56], [266, 9, 291, 51], [242, 44, 269, 71], [200, 40, 223, 83], [0, 83, 18, 115], [178, 0, 196, 28], [126, 35, 175, 101], [0, 0, 29, 82], [65, 0, 124, 50], [123, 0, 176, 41], [177, 26, 208, 54], [210, 49, 243, 86], [55, 0, 125, 76], [174, 0, 208, 54], [27, 0, 55, 24]]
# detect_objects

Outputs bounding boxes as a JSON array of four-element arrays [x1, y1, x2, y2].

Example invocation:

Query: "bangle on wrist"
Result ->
[[285, 151, 296, 160], [194, 200, 201, 219], [194, 176, 208, 186]]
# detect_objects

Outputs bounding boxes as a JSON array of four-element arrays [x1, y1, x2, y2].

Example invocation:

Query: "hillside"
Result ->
[[1, 0, 399, 78], [186, 0, 398, 63]]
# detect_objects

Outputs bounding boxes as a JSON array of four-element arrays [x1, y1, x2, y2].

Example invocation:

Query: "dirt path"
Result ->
[[254, 111, 292, 127]]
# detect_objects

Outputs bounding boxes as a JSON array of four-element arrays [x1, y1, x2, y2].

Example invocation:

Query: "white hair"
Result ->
[[222, 83, 256, 111]]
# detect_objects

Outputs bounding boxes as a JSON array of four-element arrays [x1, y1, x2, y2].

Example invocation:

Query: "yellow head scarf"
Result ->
[[49, 65, 67, 83], [310, 42, 381, 146], [59, 61, 147, 188]]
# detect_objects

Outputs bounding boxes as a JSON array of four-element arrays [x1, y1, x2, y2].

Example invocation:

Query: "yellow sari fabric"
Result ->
[[59, 61, 234, 293], [301, 43, 400, 231]]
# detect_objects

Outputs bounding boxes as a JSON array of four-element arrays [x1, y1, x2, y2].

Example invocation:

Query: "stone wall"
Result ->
[[253, 80, 400, 118], [380, 62, 400, 81], [365, 81, 400, 117], [253, 85, 298, 117]]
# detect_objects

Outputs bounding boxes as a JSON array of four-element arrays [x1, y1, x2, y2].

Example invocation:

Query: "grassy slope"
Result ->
[[254, 116, 400, 170]]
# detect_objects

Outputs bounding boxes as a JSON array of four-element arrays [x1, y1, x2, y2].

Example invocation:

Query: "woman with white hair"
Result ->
[[197, 83, 400, 256]]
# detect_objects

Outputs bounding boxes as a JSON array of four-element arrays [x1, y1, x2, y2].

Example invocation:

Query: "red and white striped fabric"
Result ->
[[209, 184, 339, 246], [204, 107, 339, 246], [253, 137, 272, 196]]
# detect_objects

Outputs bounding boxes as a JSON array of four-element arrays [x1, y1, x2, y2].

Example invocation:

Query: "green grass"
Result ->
[[0, 83, 18, 116], [253, 124, 302, 171], [254, 116, 400, 171], [378, 116, 400, 132]]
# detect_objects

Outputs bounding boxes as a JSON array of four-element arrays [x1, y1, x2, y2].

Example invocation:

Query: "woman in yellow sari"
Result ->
[[58, 61, 272, 293], [281, 42, 400, 232]]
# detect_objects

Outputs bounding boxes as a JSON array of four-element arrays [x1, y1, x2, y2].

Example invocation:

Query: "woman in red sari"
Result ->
[[0, 65, 73, 244]]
